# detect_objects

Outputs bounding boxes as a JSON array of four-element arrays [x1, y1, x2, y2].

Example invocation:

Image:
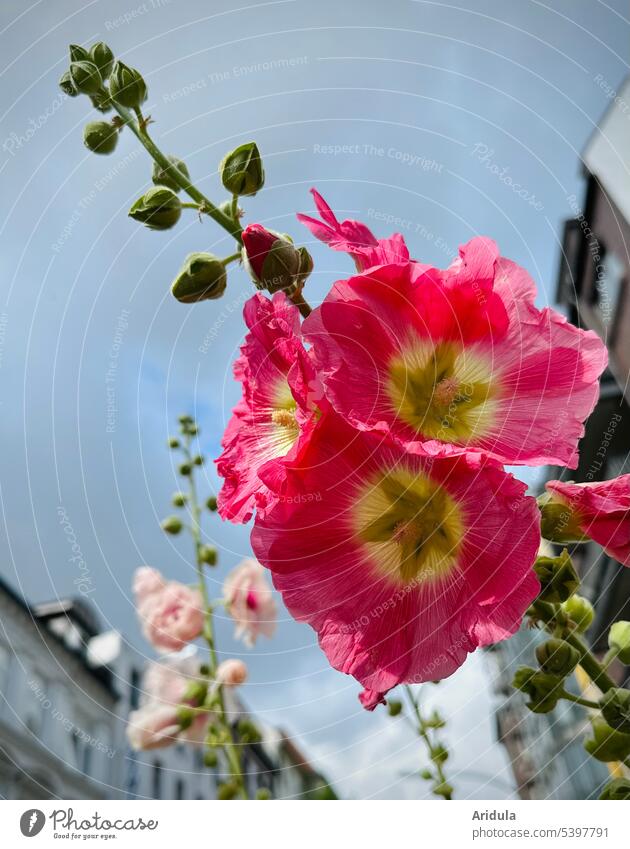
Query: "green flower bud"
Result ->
[[171, 253, 227, 304], [608, 621, 630, 664], [83, 121, 118, 155], [69, 44, 89, 62], [176, 706, 195, 730], [219, 141, 265, 196], [129, 187, 182, 231], [168, 437, 180, 449], [512, 666, 564, 713], [600, 778, 630, 800], [295, 245, 314, 289], [161, 515, 183, 535], [432, 781, 453, 799], [59, 70, 78, 97], [178, 462, 192, 476], [69, 60, 103, 95], [584, 717, 630, 762], [533, 548, 579, 603], [430, 744, 448, 764], [600, 688, 630, 734], [242, 224, 303, 295], [199, 663, 210, 676], [206, 496, 218, 512], [562, 595, 594, 633], [89, 42, 115, 80], [182, 680, 208, 707], [425, 710, 446, 729], [535, 639, 580, 677], [89, 91, 113, 113], [193, 454, 204, 466], [387, 699, 402, 717], [255, 787, 271, 800], [178, 414, 194, 425], [152, 155, 190, 193], [217, 781, 238, 800], [420, 768, 433, 781], [537, 491, 587, 544], [237, 718, 261, 744], [109, 60, 147, 109], [172, 491, 187, 507], [199, 545, 217, 566], [203, 749, 218, 768]]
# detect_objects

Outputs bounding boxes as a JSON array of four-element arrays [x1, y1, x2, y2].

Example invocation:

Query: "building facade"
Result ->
[[0, 577, 335, 800], [492, 76, 630, 800]]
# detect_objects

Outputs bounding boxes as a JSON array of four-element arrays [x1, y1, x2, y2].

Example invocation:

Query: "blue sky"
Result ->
[[0, 0, 628, 798]]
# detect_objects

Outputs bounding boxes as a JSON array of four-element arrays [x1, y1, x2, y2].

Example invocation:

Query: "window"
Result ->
[[152, 760, 163, 799], [129, 668, 141, 711], [593, 250, 624, 327], [175, 778, 185, 799]]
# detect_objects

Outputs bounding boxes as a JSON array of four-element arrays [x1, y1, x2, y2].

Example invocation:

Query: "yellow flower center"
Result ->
[[386, 337, 498, 444], [353, 466, 464, 585]]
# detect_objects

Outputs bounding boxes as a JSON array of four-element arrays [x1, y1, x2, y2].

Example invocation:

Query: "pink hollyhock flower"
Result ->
[[542, 476, 630, 566], [223, 558, 277, 646], [128, 654, 209, 750], [251, 416, 541, 708], [216, 291, 325, 523], [133, 567, 204, 652], [303, 237, 607, 468], [217, 658, 248, 686], [133, 566, 166, 604], [297, 188, 409, 271]]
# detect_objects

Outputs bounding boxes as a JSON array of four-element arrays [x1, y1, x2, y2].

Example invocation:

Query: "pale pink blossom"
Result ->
[[223, 558, 277, 647], [217, 659, 248, 687], [133, 567, 204, 652]]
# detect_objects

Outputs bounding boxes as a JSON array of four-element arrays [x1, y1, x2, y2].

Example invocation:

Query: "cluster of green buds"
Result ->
[[512, 665, 566, 714], [60, 42, 150, 157], [388, 689, 453, 799], [161, 415, 218, 568]]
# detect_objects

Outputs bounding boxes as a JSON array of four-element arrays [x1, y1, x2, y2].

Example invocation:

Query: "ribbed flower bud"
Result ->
[[59, 70, 78, 97], [109, 60, 147, 109], [160, 515, 183, 535], [512, 666, 564, 713], [219, 141, 265, 196], [89, 92, 113, 113], [600, 778, 630, 800], [69, 44, 89, 62], [129, 187, 181, 231], [535, 638, 580, 677], [69, 60, 103, 95], [89, 42, 115, 80], [537, 491, 587, 544], [533, 548, 579, 603], [171, 253, 227, 303], [199, 545, 217, 566], [584, 717, 630, 762], [206, 496, 218, 512], [608, 621, 630, 664], [387, 699, 402, 717], [152, 155, 190, 193], [561, 595, 594, 633], [83, 121, 118, 155], [241, 224, 303, 295], [600, 688, 630, 734]]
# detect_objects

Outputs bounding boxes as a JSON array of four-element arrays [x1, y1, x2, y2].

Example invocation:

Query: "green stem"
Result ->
[[404, 685, 452, 800], [560, 691, 600, 710], [222, 251, 241, 266], [183, 436, 247, 799], [112, 103, 243, 242]]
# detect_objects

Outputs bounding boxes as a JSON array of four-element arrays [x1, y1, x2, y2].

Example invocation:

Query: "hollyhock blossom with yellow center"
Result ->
[[216, 292, 325, 523], [251, 416, 541, 708], [302, 236, 607, 468], [223, 558, 277, 646]]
